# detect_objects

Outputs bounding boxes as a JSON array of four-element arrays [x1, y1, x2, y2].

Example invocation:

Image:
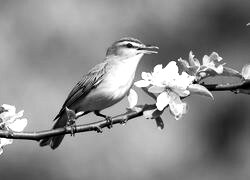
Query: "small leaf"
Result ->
[[238, 80, 250, 95], [127, 89, 138, 109], [221, 67, 242, 79], [154, 117, 164, 130], [188, 84, 214, 100], [142, 105, 164, 129], [143, 106, 162, 119], [241, 64, 250, 80]]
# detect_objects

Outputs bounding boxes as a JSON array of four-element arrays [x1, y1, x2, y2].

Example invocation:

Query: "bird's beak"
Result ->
[[138, 45, 159, 54]]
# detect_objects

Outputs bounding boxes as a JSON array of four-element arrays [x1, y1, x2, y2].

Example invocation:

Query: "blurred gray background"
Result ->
[[0, 0, 250, 180]]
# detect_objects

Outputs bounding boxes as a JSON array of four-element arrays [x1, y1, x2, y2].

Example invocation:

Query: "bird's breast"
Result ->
[[74, 55, 143, 112], [102, 55, 142, 99]]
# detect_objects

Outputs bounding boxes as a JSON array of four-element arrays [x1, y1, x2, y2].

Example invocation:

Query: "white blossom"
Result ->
[[0, 104, 27, 155], [135, 61, 195, 120]]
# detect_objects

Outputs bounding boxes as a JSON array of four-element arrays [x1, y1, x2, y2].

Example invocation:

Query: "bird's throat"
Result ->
[[103, 54, 143, 97]]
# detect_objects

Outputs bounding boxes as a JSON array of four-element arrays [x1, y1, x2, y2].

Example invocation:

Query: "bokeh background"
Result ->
[[0, 0, 250, 179]]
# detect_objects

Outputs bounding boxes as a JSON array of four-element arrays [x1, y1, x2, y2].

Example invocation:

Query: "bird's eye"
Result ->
[[126, 43, 133, 48]]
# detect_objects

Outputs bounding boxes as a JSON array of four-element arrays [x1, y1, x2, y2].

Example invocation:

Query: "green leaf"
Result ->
[[143, 105, 159, 119], [154, 117, 164, 130], [143, 105, 164, 129], [238, 80, 250, 95], [221, 67, 242, 79], [188, 84, 214, 100], [241, 64, 250, 80]]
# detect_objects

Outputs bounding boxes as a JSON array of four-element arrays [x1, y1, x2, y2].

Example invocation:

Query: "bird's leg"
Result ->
[[65, 107, 77, 136], [94, 111, 113, 128], [65, 108, 92, 136]]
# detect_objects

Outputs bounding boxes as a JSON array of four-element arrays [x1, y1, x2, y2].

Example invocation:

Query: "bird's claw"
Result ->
[[67, 119, 77, 136], [105, 116, 113, 129], [70, 124, 77, 136]]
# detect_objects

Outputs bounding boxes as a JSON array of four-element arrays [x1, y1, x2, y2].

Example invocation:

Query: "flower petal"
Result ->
[[0, 104, 16, 121], [127, 89, 138, 109], [8, 118, 27, 132], [189, 51, 200, 67], [210, 52, 222, 62], [169, 93, 187, 120], [141, 72, 152, 81], [242, 64, 250, 80], [16, 110, 24, 119], [148, 86, 165, 94], [163, 61, 179, 76], [0, 138, 13, 156], [134, 80, 150, 87], [156, 92, 171, 111], [153, 64, 163, 73], [0, 138, 13, 146]]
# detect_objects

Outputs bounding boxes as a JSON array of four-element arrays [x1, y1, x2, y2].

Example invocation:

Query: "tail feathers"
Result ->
[[39, 113, 68, 149]]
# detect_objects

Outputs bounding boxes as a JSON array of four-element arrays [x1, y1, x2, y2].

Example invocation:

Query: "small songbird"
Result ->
[[40, 37, 158, 149]]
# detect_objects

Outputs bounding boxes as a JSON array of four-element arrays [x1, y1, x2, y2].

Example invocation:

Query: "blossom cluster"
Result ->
[[0, 104, 27, 155], [128, 52, 227, 121]]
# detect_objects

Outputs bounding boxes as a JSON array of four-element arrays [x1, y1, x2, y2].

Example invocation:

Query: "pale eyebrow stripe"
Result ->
[[116, 38, 142, 44], [116, 41, 141, 47]]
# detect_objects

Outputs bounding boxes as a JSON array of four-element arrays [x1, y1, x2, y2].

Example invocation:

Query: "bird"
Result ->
[[39, 37, 158, 149]]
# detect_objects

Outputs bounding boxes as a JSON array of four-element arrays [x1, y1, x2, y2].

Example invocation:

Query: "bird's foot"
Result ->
[[67, 120, 77, 136], [93, 111, 113, 129], [105, 116, 113, 129], [65, 107, 77, 136]]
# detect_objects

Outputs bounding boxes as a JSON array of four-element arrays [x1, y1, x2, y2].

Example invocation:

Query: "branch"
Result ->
[[0, 105, 145, 141], [203, 80, 250, 92], [0, 80, 249, 141]]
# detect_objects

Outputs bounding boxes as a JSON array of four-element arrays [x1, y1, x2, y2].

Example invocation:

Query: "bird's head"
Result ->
[[106, 37, 159, 58]]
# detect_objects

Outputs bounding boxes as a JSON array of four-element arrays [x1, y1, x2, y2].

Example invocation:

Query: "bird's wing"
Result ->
[[54, 61, 108, 120]]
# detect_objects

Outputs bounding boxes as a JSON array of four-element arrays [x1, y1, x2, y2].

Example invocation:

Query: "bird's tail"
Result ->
[[39, 113, 67, 149]]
